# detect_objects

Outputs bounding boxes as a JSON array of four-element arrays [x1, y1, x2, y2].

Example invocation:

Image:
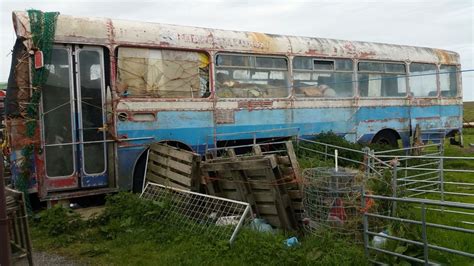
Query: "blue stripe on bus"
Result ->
[[117, 104, 461, 148]]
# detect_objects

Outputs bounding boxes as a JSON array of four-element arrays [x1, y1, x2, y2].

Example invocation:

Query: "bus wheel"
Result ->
[[132, 150, 148, 193], [372, 130, 399, 148]]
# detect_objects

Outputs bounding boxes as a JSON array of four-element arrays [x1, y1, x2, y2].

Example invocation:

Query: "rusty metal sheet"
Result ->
[[12, 11, 460, 64], [215, 109, 235, 124]]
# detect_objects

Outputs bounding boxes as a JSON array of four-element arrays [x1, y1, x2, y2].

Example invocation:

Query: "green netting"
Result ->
[[15, 10, 59, 209], [26, 10, 59, 137]]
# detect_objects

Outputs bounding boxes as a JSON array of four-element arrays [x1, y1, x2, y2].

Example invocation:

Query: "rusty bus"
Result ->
[[5, 11, 462, 201]]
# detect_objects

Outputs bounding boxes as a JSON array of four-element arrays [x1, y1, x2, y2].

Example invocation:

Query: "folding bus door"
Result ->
[[75, 46, 108, 188]]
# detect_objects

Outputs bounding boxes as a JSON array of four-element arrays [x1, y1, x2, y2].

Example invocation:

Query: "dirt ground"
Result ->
[[14, 251, 83, 266]]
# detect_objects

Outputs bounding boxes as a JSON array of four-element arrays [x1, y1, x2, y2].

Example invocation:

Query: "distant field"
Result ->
[[0, 82, 6, 90], [464, 102, 474, 122]]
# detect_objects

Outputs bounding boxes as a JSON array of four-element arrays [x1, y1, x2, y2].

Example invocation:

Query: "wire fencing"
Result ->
[[295, 137, 474, 264], [140, 182, 252, 244]]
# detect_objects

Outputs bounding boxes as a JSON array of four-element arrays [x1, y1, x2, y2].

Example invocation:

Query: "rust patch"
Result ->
[[305, 49, 325, 56], [238, 101, 273, 109], [434, 49, 455, 64], [359, 51, 376, 58]]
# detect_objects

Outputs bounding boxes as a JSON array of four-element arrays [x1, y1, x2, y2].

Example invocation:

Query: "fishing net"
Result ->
[[14, 10, 59, 209]]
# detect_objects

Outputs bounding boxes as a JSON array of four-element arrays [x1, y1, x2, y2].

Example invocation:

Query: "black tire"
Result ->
[[132, 152, 147, 193], [372, 131, 398, 148]]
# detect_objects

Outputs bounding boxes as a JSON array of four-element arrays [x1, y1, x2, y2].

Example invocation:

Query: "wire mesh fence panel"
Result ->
[[140, 182, 251, 244], [302, 167, 365, 241]]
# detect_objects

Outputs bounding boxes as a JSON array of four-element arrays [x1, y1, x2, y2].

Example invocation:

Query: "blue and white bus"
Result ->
[[6, 11, 462, 200]]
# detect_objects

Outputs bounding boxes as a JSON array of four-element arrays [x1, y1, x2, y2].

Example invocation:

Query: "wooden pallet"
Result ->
[[6, 188, 33, 265], [146, 143, 201, 191], [202, 153, 298, 230], [207, 141, 305, 223]]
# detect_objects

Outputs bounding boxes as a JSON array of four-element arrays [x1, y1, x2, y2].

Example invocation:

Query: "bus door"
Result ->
[[75, 46, 108, 188], [41, 45, 108, 192]]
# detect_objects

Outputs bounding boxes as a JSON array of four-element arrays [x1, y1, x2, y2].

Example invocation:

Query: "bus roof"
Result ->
[[12, 11, 460, 65]]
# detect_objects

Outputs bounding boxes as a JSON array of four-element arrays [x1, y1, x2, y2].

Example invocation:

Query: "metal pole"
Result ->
[[0, 151, 12, 266], [439, 145, 445, 203], [421, 203, 429, 265], [392, 159, 398, 215], [361, 186, 370, 259]]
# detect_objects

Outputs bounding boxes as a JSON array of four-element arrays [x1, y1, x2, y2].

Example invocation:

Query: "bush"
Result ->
[[34, 205, 85, 236]]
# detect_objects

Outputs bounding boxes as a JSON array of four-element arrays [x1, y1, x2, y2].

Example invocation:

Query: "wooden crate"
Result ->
[[202, 154, 298, 230], [146, 143, 201, 191], [6, 188, 33, 265], [209, 141, 305, 223]]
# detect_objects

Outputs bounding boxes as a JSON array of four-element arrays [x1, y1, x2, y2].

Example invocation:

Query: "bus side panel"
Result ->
[[440, 104, 462, 129], [356, 105, 410, 144], [117, 146, 146, 190], [214, 107, 355, 141], [116, 110, 214, 189], [411, 105, 462, 139]]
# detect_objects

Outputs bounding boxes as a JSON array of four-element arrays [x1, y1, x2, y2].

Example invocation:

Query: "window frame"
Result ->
[[115, 46, 212, 99], [439, 64, 460, 98], [214, 52, 291, 99], [357, 60, 408, 99], [292, 56, 355, 99], [408, 62, 439, 99], [76, 46, 108, 176], [41, 45, 78, 179]]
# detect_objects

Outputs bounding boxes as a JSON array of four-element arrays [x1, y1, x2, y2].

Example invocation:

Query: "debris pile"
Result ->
[[142, 142, 368, 239]]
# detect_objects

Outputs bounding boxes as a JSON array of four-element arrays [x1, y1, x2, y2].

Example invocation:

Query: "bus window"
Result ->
[[358, 62, 406, 97], [293, 57, 353, 98], [117, 48, 210, 98], [409, 63, 437, 97], [439, 65, 458, 97], [43, 48, 75, 177], [215, 54, 289, 98]]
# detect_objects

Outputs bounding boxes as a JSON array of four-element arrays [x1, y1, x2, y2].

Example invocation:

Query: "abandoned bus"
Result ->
[[6, 11, 462, 201]]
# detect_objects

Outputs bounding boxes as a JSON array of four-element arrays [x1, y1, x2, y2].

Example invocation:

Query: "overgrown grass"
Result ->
[[31, 125, 474, 265], [463, 102, 474, 122], [31, 193, 367, 265]]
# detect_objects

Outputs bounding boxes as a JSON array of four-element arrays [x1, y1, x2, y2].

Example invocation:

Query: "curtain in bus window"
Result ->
[[439, 65, 457, 97], [43, 48, 75, 177], [358, 62, 406, 97], [367, 74, 382, 97], [409, 63, 437, 97], [117, 48, 209, 98]]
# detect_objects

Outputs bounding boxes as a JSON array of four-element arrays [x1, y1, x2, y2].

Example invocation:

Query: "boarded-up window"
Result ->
[[117, 48, 210, 98]]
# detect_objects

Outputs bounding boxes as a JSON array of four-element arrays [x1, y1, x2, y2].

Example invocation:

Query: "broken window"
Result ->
[[293, 57, 354, 98], [439, 65, 458, 97], [215, 54, 289, 98], [117, 48, 210, 98], [358, 62, 407, 97]]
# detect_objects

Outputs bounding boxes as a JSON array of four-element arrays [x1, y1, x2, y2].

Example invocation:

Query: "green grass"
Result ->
[[31, 193, 367, 266], [463, 101, 474, 122], [30, 107, 474, 265]]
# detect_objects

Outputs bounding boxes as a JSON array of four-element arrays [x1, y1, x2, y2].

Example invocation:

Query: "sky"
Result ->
[[1, 0, 473, 99]]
